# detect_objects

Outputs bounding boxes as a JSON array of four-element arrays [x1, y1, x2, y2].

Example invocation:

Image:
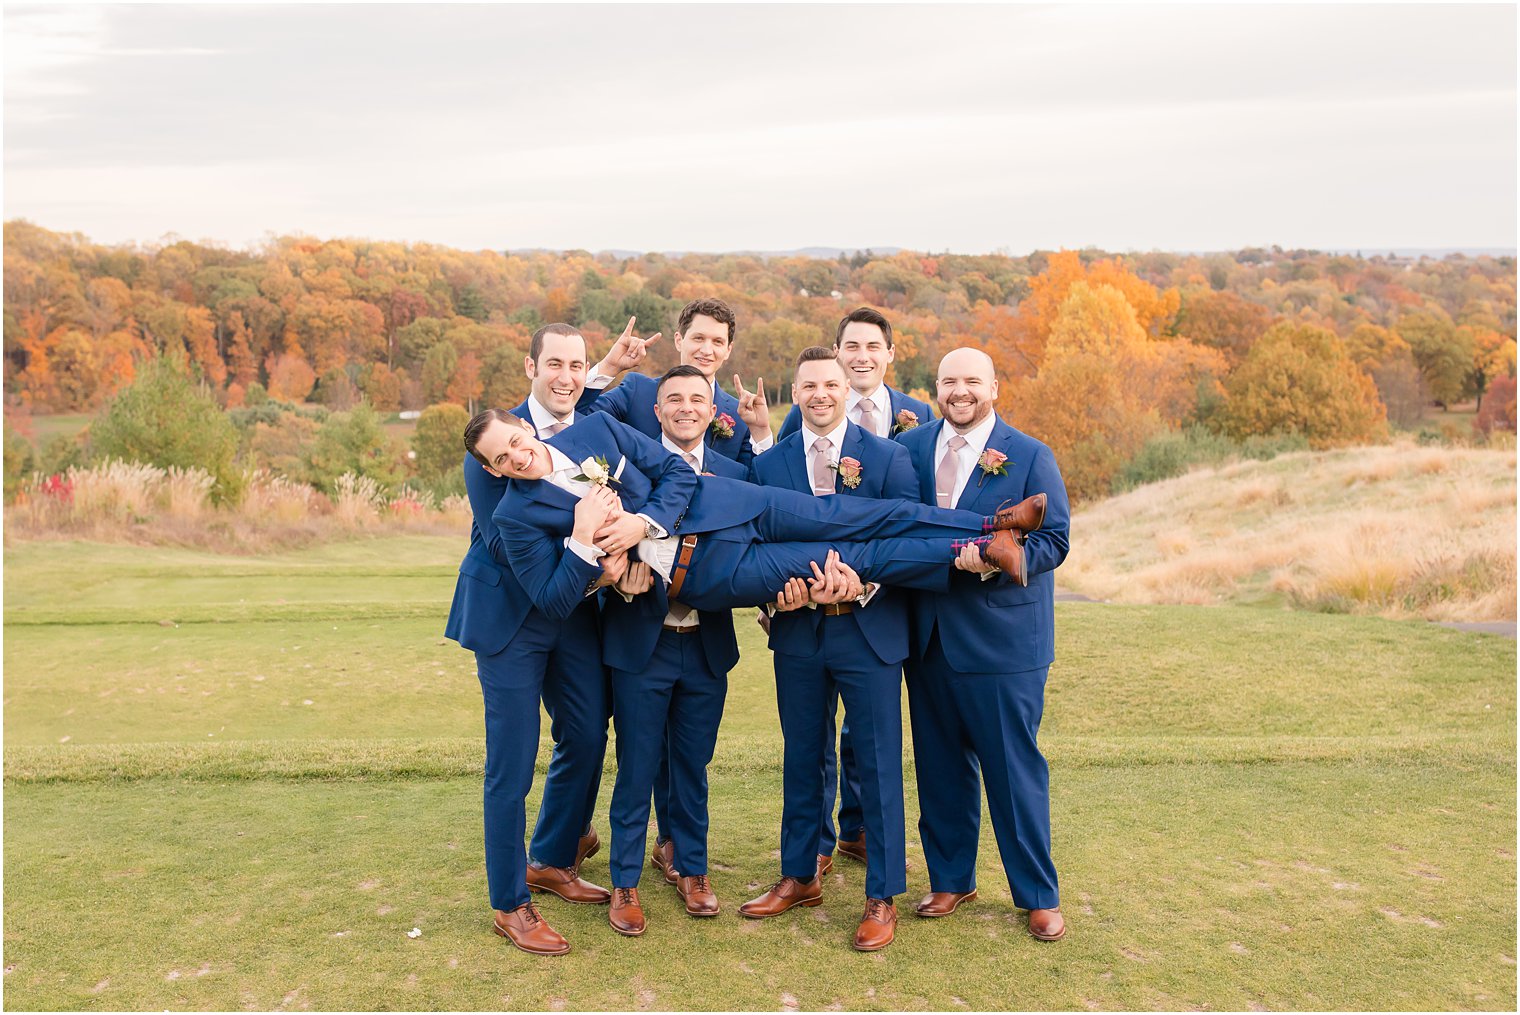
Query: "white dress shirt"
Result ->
[[934, 411, 997, 509], [548, 447, 676, 586], [662, 435, 706, 473], [846, 385, 891, 439], [526, 395, 574, 436]]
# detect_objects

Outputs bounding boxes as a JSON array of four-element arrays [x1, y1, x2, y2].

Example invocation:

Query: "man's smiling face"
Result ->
[[475, 416, 553, 480], [654, 374, 715, 449], [836, 320, 895, 394], [525, 330, 588, 418], [936, 348, 999, 431], [673, 314, 733, 379]]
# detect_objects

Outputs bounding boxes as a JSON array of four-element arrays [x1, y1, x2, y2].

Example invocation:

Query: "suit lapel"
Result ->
[[915, 420, 945, 505], [782, 433, 810, 493], [956, 419, 1016, 512], [840, 423, 867, 496]]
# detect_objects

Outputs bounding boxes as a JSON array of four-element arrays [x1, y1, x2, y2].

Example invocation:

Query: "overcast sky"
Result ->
[[4, 3, 1516, 254]]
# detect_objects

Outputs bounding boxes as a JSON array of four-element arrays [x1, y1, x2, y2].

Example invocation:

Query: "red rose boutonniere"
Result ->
[[829, 456, 863, 489], [976, 448, 1009, 487], [892, 409, 920, 434], [710, 413, 736, 440]]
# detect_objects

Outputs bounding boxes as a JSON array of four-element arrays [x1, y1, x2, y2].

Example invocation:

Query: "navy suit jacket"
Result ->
[[599, 448, 749, 676], [577, 372, 757, 468], [778, 385, 933, 443], [443, 400, 596, 655], [896, 415, 1070, 673], [750, 422, 917, 665]]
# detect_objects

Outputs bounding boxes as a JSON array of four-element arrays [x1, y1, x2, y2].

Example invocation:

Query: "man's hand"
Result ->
[[808, 549, 861, 604], [772, 576, 811, 613], [954, 541, 999, 574], [572, 484, 621, 545], [592, 316, 662, 379], [616, 560, 655, 597], [733, 374, 771, 439], [592, 550, 630, 589], [594, 511, 648, 556]]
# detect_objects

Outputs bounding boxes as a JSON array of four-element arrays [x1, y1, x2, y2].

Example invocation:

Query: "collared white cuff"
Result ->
[[751, 434, 774, 454], [586, 372, 614, 389], [635, 513, 666, 539], [566, 537, 604, 564]]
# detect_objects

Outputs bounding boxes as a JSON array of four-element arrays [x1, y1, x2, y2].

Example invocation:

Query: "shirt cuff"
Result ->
[[566, 537, 604, 565], [635, 513, 665, 539], [586, 372, 614, 389], [751, 434, 774, 453], [857, 581, 881, 606], [616, 588, 636, 603], [979, 568, 998, 582]]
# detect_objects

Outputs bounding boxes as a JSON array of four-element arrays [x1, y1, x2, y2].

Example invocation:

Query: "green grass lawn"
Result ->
[[3, 538, 1515, 1011]]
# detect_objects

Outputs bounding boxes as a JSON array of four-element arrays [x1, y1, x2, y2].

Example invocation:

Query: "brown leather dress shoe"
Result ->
[[526, 864, 612, 905], [981, 530, 1028, 586], [835, 832, 867, 863], [853, 898, 897, 952], [575, 827, 601, 869], [650, 839, 678, 885], [816, 853, 834, 877], [608, 887, 646, 936], [992, 493, 1046, 533], [1028, 907, 1066, 942], [914, 890, 978, 917], [493, 903, 570, 956], [738, 876, 823, 918], [676, 874, 721, 917]]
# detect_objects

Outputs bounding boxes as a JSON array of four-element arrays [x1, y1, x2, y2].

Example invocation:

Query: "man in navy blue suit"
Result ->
[[579, 298, 776, 469], [576, 298, 772, 881], [744, 346, 922, 951], [442, 323, 618, 957], [776, 307, 936, 876], [896, 347, 1072, 943], [595, 365, 752, 936]]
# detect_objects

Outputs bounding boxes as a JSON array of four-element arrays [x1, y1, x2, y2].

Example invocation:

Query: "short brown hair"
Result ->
[[464, 407, 523, 467], [677, 298, 737, 345], [835, 306, 893, 349], [529, 323, 584, 364], [794, 345, 843, 371]]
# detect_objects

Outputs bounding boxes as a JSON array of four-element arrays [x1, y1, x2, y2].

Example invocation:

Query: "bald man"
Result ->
[[894, 347, 1073, 943]]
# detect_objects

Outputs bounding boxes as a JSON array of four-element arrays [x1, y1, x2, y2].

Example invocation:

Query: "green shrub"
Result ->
[[89, 358, 243, 502], [1113, 425, 1309, 493], [411, 403, 471, 481]]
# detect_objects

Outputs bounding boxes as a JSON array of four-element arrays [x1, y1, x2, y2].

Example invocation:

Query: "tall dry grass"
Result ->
[[1063, 441, 1517, 622], [6, 462, 471, 554]]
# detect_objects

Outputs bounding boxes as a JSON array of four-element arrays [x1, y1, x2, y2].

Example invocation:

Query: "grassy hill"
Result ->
[[3, 535, 1515, 1010], [1063, 442, 1517, 622]]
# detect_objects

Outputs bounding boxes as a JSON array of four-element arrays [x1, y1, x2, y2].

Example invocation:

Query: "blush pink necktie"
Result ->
[[936, 435, 968, 507], [811, 437, 835, 496], [856, 398, 879, 437]]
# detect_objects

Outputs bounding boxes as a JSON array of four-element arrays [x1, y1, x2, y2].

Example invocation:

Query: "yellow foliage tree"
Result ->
[[1219, 322, 1387, 448]]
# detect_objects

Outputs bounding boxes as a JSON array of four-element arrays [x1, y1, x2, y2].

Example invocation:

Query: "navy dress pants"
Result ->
[[476, 600, 608, 911], [818, 699, 865, 853], [609, 629, 728, 888], [774, 616, 908, 900], [906, 630, 1059, 910]]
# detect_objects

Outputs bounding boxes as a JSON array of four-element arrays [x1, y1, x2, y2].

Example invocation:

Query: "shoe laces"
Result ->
[[518, 902, 542, 926], [616, 887, 636, 905], [864, 898, 890, 920], [688, 874, 711, 893]]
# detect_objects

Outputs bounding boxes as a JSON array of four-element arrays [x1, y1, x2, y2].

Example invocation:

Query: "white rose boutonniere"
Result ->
[[573, 456, 618, 487]]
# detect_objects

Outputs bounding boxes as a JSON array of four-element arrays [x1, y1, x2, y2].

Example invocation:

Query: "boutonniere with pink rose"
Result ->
[[976, 448, 1009, 487], [829, 456, 863, 489], [710, 413, 736, 440], [892, 409, 920, 434]]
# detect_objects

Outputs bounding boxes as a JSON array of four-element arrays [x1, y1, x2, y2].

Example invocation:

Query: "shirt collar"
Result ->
[[662, 434, 704, 470], [546, 445, 578, 475], [938, 411, 997, 458], [526, 395, 572, 435], [846, 384, 888, 415], [802, 415, 851, 453]]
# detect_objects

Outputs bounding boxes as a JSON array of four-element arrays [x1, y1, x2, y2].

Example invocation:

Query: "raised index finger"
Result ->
[[732, 373, 749, 397]]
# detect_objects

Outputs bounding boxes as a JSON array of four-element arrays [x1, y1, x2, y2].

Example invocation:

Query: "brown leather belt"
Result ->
[[666, 534, 700, 604], [820, 602, 854, 616], [661, 624, 700, 634]]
